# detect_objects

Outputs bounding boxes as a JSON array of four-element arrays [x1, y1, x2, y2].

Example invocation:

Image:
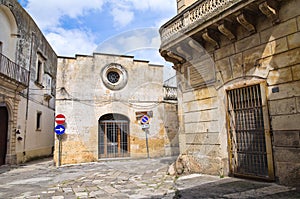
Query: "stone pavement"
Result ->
[[0, 157, 299, 199]]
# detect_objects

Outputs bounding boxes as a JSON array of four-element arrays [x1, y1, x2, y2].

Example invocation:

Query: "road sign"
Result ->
[[55, 125, 65, 135], [55, 114, 66, 124], [141, 124, 150, 129], [140, 115, 150, 124]]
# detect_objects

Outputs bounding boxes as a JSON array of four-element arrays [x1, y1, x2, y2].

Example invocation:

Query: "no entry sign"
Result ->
[[55, 114, 66, 125]]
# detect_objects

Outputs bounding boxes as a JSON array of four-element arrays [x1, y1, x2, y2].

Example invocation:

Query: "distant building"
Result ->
[[160, 0, 300, 186], [55, 53, 178, 165], [0, 0, 57, 165]]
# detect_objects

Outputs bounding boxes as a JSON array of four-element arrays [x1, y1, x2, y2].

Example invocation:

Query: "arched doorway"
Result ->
[[98, 114, 130, 158], [0, 106, 8, 165]]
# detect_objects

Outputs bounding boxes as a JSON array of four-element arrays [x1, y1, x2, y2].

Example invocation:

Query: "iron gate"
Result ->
[[227, 84, 274, 180], [98, 120, 130, 158]]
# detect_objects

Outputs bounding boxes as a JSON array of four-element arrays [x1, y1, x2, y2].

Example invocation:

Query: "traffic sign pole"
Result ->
[[145, 129, 150, 159], [140, 114, 150, 159], [55, 114, 66, 167], [58, 134, 62, 167]]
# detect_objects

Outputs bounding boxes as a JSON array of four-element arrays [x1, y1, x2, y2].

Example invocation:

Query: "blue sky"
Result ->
[[17, 0, 177, 73]]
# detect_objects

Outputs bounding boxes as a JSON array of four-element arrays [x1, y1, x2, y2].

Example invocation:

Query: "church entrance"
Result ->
[[98, 114, 130, 158]]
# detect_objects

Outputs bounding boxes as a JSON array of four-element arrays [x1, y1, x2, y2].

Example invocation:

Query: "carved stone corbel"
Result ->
[[160, 49, 185, 71], [188, 39, 204, 55], [167, 51, 185, 64], [202, 29, 219, 49], [176, 46, 191, 61], [259, 0, 280, 24], [236, 11, 256, 34], [218, 20, 236, 41]]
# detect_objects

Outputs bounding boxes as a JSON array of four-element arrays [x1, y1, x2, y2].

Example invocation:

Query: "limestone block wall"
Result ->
[[177, 0, 300, 185], [55, 54, 178, 165]]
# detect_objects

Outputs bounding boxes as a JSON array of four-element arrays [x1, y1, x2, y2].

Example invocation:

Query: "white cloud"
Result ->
[[128, 0, 176, 12], [110, 7, 134, 28], [108, 0, 176, 28], [21, 0, 177, 57], [96, 28, 159, 55], [25, 0, 106, 30], [46, 28, 97, 57]]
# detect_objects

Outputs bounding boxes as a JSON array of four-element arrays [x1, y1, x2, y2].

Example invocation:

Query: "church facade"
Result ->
[[55, 53, 179, 165]]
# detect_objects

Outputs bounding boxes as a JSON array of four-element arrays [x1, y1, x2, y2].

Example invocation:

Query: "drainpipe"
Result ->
[[23, 32, 35, 161]]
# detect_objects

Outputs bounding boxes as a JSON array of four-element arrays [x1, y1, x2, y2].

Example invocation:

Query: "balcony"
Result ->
[[164, 86, 177, 101], [0, 53, 29, 90], [160, 0, 280, 59]]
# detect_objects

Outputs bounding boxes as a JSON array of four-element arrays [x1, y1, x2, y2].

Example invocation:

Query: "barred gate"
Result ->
[[227, 84, 274, 180], [98, 114, 130, 158]]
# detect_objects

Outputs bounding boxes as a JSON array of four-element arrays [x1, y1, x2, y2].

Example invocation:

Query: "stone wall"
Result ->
[[174, 0, 300, 185]]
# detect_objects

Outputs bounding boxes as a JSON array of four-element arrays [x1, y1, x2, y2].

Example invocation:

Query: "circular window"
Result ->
[[107, 71, 120, 84], [102, 63, 128, 90]]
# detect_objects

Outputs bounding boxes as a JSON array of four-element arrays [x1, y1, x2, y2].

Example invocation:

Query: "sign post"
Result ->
[[140, 115, 150, 159], [55, 114, 66, 167]]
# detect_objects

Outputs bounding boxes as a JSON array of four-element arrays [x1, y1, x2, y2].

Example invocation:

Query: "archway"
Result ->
[[98, 114, 130, 158], [0, 106, 8, 165]]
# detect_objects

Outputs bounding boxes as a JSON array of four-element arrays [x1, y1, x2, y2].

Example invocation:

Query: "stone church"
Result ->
[[160, 0, 300, 186], [55, 53, 179, 165]]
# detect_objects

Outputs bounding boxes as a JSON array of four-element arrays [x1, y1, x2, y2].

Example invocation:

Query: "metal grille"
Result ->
[[227, 84, 269, 178], [99, 120, 130, 158]]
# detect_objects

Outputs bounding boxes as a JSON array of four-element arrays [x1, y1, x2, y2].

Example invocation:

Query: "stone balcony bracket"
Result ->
[[202, 29, 220, 49], [218, 20, 236, 41], [259, 0, 280, 24], [236, 11, 256, 34]]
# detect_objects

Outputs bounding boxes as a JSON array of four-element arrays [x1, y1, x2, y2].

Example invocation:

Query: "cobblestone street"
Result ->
[[0, 157, 299, 199]]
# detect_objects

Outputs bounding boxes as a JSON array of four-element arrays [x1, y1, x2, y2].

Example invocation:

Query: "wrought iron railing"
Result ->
[[160, 0, 243, 44], [164, 86, 177, 100], [0, 53, 29, 86]]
